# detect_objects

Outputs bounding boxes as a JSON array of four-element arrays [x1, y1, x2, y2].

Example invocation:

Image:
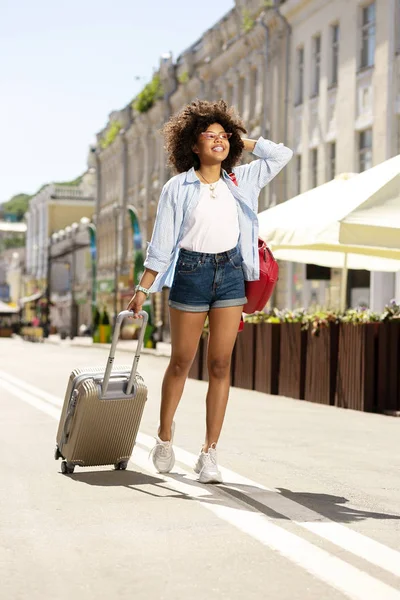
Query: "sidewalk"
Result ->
[[45, 334, 172, 357]]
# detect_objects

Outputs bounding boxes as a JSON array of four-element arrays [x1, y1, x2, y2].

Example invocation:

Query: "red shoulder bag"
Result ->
[[228, 173, 279, 322], [243, 238, 279, 314]]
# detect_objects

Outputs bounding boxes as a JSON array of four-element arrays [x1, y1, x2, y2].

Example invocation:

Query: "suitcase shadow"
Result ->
[[67, 470, 188, 498]]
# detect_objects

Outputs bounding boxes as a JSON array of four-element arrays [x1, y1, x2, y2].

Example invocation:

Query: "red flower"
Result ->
[[228, 172, 238, 186]]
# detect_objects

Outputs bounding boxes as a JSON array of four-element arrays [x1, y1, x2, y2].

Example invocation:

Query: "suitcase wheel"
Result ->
[[61, 461, 75, 475], [114, 461, 128, 471], [54, 446, 62, 461]]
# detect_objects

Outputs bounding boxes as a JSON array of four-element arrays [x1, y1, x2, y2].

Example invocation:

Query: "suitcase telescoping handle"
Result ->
[[101, 310, 149, 397]]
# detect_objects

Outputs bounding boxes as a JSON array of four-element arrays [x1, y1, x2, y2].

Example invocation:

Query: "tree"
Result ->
[[1, 193, 31, 221]]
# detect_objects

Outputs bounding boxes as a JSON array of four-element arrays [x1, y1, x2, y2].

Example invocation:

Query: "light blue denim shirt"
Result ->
[[144, 137, 293, 292]]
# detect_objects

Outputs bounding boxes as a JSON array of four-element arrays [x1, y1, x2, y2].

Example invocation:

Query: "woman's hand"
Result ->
[[241, 138, 257, 152], [126, 291, 147, 318]]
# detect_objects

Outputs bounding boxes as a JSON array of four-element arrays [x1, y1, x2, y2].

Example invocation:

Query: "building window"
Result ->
[[311, 35, 321, 97], [295, 47, 304, 105], [329, 142, 336, 180], [359, 129, 373, 171], [360, 3, 376, 69], [330, 24, 340, 86], [311, 148, 318, 187], [295, 155, 302, 195]]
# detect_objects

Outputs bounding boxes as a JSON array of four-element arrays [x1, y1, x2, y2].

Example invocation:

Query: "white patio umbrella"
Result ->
[[0, 301, 20, 314], [258, 155, 400, 310], [338, 173, 400, 250]]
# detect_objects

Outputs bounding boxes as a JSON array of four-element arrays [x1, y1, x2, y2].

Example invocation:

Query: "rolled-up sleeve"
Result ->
[[144, 183, 176, 273], [234, 137, 293, 191]]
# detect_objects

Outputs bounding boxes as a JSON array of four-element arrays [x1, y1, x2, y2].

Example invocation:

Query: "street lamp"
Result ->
[[113, 205, 122, 326], [69, 222, 79, 339]]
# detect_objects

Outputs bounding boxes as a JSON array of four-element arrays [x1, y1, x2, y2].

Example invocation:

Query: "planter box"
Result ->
[[335, 323, 379, 412], [188, 335, 204, 380], [99, 324, 111, 344], [278, 323, 307, 400], [254, 323, 280, 395], [305, 324, 339, 405], [0, 327, 13, 338], [232, 323, 256, 390], [377, 321, 400, 416]]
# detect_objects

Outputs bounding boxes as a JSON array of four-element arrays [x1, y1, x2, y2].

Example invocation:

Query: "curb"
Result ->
[[44, 337, 171, 358]]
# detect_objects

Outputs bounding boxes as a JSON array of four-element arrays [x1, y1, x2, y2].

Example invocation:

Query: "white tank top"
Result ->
[[179, 180, 240, 253]]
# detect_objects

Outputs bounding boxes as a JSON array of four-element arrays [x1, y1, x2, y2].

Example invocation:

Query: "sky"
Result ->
[[0, 0, 235, 204]]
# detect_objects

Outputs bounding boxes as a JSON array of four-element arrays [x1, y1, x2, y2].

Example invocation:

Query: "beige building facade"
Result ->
[[94, 0, 400, 324], [24, 175, 95, 322], [286, 0, 400, 309]]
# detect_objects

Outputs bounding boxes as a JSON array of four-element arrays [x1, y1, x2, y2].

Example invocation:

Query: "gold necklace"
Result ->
[[197, 171, 220, 199]]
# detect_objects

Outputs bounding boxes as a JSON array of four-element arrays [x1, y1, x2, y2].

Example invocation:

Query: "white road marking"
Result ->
[[0, 377, 61, 420], [136, 439, 400, 579], [133, 446, 400, 600], [0, 369, 63, 407], [2, 371, 400, 600]]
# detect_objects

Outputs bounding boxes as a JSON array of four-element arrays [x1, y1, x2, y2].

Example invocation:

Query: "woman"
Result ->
[[127, 99, 292, 483]]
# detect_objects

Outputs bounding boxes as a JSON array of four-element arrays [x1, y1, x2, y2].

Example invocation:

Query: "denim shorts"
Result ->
[[168, 246, 247, 312]]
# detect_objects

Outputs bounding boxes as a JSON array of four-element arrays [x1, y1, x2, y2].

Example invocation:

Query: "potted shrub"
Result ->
[[99, 308, 111, 344], [335, 308, 380, 412], [304, 310, 340, 406], [92, 306, 101, 343], [377, 300, 400, 416]]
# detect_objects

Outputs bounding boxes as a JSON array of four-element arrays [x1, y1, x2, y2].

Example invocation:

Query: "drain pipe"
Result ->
[[256, 16, 269, 140], [273, 2, 291, 144], [273, 0, 292, 201]]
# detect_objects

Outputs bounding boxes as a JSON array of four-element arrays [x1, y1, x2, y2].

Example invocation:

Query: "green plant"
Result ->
[[244, 308, 281, 324], [341, 308, 381, 325], [303, 310, 341, 337], [100, 120, 122, 150], [380, 299, 400, 322], [277, 308, 308, 324], [93, 307, 101, 327], [242, 9, 255, 33], [178, 71, 189, 84], [132, 74, 164, 114], [2, 193, 31, 220], [55, 175, 83, 187], [101, 308, 110, 325], [3, 235, 25, 249]]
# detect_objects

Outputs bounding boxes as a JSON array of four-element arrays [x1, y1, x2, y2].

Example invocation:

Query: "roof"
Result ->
[[0, 300, 20, 314], [0, 221, 27, 233]]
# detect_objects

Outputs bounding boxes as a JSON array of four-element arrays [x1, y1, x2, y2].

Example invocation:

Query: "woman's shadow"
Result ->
[[65, 469, 400, 524]]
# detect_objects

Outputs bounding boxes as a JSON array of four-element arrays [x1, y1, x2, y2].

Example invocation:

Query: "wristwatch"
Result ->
[[135, 284, 150, 298]]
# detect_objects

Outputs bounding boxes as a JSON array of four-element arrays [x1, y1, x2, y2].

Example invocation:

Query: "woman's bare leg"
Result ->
[[203, 305, 243, 451], [158, 307, 208, 441]]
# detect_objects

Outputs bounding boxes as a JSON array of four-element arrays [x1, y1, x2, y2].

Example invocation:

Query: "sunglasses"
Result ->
[[200, 132, 232, 141]]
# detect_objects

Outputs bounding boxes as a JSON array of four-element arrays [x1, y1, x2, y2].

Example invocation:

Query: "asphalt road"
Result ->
[[1, 337, 400, 600]]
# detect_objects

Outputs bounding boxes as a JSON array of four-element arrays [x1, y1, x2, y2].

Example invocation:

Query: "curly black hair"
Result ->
[[162, 99, 247, 174]]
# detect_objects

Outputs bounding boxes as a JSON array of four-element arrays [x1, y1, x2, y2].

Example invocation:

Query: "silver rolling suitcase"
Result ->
[[55, 310, 148, 474]]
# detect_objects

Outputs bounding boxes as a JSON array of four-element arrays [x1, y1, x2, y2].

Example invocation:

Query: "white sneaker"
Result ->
[[149, 422, 175, 473], [194, 444, 223, 484]]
